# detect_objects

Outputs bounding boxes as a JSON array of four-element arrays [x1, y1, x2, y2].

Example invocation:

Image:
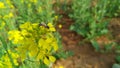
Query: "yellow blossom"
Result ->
[[30, 0, 37, 3], [54, 16, 58, 21], [8, 50, 19, 66], [9, 12, 14, 18], [0, 50, 20, 68], [8, 22, 58, 66], [58, 24, 62, 28], [43, 56, 56, 66], [55, 65, 64, 68], [6, 0, 14, 8], [47, 23, 56, 31], [3, 15, 8, 19], [0, 21, 5, 30], [44, 57, 50, 66], [21, 29, 29, 36], [0, 2, 5, 8], [52, 42, 58, 51], [20, 22, 33, 31], [59, 66, 64, 68], [0, 63, 3, 68], [8, 30, 24, 44], [29, 44, 38, 57], [49, 56, 56, 62], [6, 0, 11, 4], [3, 13, 14, 19], [10, 5, 14, 8]]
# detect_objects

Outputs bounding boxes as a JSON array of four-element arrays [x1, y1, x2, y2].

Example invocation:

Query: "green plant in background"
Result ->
[[53, 30, 74, 60], [69, 0, 114, 51], [113, 44, 120, 68], [0, 0, 16, 29], [105, 0, 120, 17], [11, 0, 55, 26], [112, 53, 120, 68], [0, 1, 17, 67]]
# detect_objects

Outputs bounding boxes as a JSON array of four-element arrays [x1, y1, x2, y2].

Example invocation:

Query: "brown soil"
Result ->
[[52, 12, 120, 68], [108, 18, 120, 44]]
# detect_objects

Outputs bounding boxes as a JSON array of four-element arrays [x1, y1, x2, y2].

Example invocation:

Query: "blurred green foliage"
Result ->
[[69, 0, 120, 50]]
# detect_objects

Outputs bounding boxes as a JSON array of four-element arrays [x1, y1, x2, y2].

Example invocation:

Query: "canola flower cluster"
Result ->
[[0, 0, 14, 9], [8, 22, 58, 66], [0, 0, 59, 67], [0, 50, 19, 68], [0, 2, 5, 8]]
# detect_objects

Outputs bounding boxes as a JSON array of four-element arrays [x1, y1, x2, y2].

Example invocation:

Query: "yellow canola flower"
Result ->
[[21, 29, 29, 36], [43, 56, 56, 66], [6, 0, 10, 4], [47, 23, 56, 31], [3, 12, 14, 19], [58, 24, 62, 29], [54, 16, 58, 21], [29, 43, 38, 57], [52, 42, 58, 51], [3, 15, 8, 19], [55, 66, 64, 68], [8, 30, 24, 44], [49, 56, 56, 63], [10, 5, 14, 9], [44, 57, 50, 66], [0, 21, 5, 30], [8, 50, 19, 66], [20, 22, 33, 31], [0, 2, 5, 8], [6, 0, 14, 8], [9, 12, 14, 18], [59, 66, 64, 68], [0, 63, 3, 68], [0, 50, 20, 68], [30, 0, 37, 3]]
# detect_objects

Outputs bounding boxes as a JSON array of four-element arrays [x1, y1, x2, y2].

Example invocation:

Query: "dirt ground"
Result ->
[[53, 11, 120, 68]]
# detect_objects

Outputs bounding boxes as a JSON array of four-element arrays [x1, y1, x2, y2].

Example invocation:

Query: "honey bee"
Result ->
[[39, 22, 49, 29]]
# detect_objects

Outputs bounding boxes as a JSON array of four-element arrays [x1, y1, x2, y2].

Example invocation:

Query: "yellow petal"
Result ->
[[59, 66, 64, 68], [0, 2, 5, 8], [58, 24, 62, 28], [43, 57, 50, 66], [49, 56, 56, 62]]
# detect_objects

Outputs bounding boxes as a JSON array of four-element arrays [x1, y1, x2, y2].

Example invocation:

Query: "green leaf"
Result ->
[[116, 55, 120, 63], [70, 25, 75, 31], [67, 51, 74, 57], [90, 22, 96, 29], [91, 40, 100, 51], [101, 29, 108, 34], [53, 50, 73, 59]]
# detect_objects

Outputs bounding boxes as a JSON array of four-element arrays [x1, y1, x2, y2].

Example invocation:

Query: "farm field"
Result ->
[[0, 0, 120, 68]]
